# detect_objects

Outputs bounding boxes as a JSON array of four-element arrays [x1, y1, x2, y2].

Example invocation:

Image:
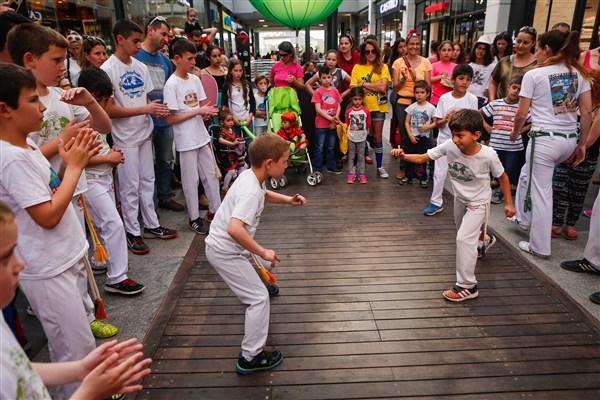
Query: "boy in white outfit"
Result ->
[[205, 133, 306, 374], [0, 63, 100, 399], [393, 109, 515, 302], [101, 19, 177, 254], [424, 64, 478, 216], [164, 39, 220, 234]]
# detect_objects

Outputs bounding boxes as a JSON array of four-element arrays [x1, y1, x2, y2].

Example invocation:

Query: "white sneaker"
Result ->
[[507, 216, 529, 231], [377, 167, 389, 178], [518, 241, 550, 259]]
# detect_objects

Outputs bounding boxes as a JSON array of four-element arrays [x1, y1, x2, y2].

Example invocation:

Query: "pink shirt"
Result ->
[[311, 86, 342, 129], [430, 61, 456, 105], [270, 61, 303, 88]]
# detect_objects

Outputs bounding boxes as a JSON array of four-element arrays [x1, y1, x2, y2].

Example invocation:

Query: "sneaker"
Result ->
[[92, 264, 107, 275], [266, 283, 279, 296], [590, 292, 600, 305], [443, 285, 479, 302], [377, 167, 389, 178], [326, 168, 343, 174], [158, 199, 184, 212], [398, 176, 412, 185], [206, 211, 215, 222], [26, 305, 35, 317], [581, 209, 592, 218], [507, 216, 529, 231], [365, 155, 373, 164], [491, 191, 504, 204], [198, 193, 209, 210], [236, 350, 283, 374], [477, 234, 497, 258], [560, 259, 600, 276], [346, 173, 355, 184], [423, 203, 443, 216], [105, 278, 145, 295], [358, 174, 367, 184], [518, 241, 550, 259], [90, 319, 119, 339], [144, 226, 177, 240], [189, 218, 209, 235], [419, 180, 428, 189], [126, 233, 150, 255]]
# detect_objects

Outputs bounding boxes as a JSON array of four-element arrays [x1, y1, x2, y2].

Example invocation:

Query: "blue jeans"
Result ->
[[314, 127, 337, 171], [152, 125, 174, 204], [496, 149, 525, 186]]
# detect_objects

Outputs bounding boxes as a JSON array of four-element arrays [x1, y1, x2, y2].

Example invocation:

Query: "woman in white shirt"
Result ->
[[467, 35, 495, 108], [510, 30, 593, 259]]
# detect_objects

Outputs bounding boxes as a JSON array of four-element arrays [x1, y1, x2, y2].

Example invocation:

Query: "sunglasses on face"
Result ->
[[364, 49, 377, 55], [279, 52, 291, 57]]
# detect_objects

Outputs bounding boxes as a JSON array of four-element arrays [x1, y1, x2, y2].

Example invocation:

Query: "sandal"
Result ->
[[551, 226, 562, 238], [564, 227, 578, 240]]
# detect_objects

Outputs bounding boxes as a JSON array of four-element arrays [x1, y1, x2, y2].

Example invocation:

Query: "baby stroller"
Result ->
[[208, 123, 248, 191], [267, 86, 321, 188]]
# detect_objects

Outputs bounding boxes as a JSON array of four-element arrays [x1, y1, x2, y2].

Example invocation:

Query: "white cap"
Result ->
[[476, 34, 493, 45]]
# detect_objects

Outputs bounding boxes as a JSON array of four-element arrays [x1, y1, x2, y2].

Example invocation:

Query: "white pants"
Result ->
[[583, 190, 600, 267], [430, 137, 450, 207], [85, 174, 129, 285], [454, 200, 487, 289], [206, 244, 269, 359], [20, 260, 96, 400], [115, 138, 160, 235], [71, 195, 96, 321], [179, 144, 222, 220], [515, 135, 577, 256]]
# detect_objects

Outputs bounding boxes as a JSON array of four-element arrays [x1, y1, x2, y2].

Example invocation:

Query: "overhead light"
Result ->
[[259, 19, 265, 22], [263, 24, 268, 27], [318, 24, 324, 26]]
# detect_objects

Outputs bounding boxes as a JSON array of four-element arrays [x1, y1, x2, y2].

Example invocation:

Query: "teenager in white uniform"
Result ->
[[163, 39, 220, 234], [510, 30, 593, 258], [101, 19, 177, 254]]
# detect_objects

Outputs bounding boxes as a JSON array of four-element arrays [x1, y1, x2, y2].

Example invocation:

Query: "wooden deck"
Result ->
[[136, 163, 600, 400]]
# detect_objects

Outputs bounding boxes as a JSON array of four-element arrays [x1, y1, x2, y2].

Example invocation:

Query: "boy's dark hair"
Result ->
[[414, 80, 430, 93], [248, 132, 289, 167], [509, 75, 523, 86], [190, 30, 202, 39], [254, 73, 268, 86], [218, 108, 232, 122], [0, 63, 36, 109], [113, 19, 143, 41], [77, 68, 113, 99], [0, 11, 30, 54], [172, 38, 196, 57], [7, 23, 68, 67], [452, 63, 473, 80], [318, 65, 331, 76], [449, 109, 484, 134], [349, 86, 365, 98], [145, 15, 171, 35]]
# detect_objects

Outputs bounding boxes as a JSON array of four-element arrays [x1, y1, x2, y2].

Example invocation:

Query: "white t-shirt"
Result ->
[[428, 140, 505, 206], [467, 63, 495, 98], [163, 73, 210, 152], [85, 134, 113, 176], [405, 101, 436, 138], [253, 90, 267, 127], [434, 91, 479, 142], [101, 55, 155, 147], [28, 87, 89, 196], [228, 83, 250, 121], [0, 314, 50, 399], [205, 169, 265, 254], [520, 63, 591, 132], [0, 139, 88, 279], [65, 57, 81, 86]]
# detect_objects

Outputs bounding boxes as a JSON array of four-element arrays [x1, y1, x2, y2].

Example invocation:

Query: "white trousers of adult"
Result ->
[[20, 260, 96, 400], [115, 138, 160, 236], [584, 190, 600, 267], [454, 200, 486, 289], [179, 144, 222, 220], [515, 135, 577, 256], [206, 244, 269, 359], [430, 137, 450, 207], [85, 174, 129, 285]]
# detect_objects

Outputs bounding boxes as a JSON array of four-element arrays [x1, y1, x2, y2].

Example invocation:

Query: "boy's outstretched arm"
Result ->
[[497, 172, 515, 218], [227, 218, 280, 266], [265, 191, 307, 205], [390, 148, 431, 164]]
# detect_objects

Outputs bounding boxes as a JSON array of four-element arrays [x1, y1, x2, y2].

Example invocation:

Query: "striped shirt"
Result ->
[[481, 99, 530, 151]]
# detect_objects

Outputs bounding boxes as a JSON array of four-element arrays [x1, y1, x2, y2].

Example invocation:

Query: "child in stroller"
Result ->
[[217, 109, 248, 191], [276, 111, 308, 157]]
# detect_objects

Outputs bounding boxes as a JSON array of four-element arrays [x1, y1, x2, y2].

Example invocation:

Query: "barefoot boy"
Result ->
[[392, 109, 515, 301], [205, 133, 307, 374]]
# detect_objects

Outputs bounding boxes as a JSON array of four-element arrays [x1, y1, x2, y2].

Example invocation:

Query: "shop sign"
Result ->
[[379, 0, 400, 15], [222, 11, 233, 32], [235, 30, 251, 76], [425, 2, 447, 14]]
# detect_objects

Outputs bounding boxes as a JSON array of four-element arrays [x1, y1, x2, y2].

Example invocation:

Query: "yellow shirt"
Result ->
[[392, 57, 432, 105], [350, 63, 391, 113]]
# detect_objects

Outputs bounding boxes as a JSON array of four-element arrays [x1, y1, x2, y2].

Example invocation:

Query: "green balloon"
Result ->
[[249, 0, 343, 29]]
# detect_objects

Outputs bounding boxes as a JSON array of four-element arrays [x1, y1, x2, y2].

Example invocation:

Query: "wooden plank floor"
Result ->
[[136, 164, 600, 400]]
